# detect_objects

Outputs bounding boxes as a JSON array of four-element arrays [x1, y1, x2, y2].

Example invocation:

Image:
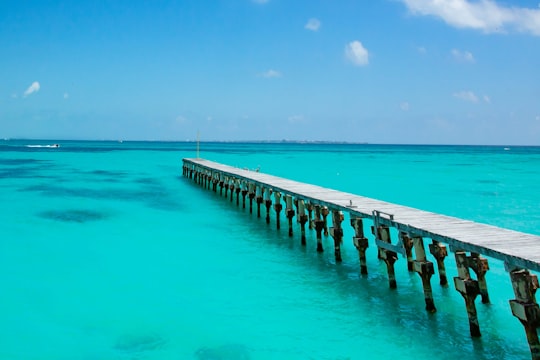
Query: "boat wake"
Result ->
[[25, 144, 60, 148]]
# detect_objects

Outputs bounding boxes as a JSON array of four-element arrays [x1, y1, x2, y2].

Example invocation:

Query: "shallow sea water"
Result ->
[[1, 140, 539, 359]]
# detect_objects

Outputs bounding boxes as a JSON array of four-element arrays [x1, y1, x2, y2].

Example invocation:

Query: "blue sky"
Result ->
[[1, 0, 539, 144]]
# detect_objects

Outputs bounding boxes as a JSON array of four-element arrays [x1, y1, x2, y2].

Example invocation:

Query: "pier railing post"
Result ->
[[509, 268, 540, 360], [351, 217, 369, 275], [329, 210, 344, 262], [454, 250, 481, 337]]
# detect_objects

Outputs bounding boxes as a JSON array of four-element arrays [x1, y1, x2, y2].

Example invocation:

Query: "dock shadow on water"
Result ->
[[195, 344, 250, 360]]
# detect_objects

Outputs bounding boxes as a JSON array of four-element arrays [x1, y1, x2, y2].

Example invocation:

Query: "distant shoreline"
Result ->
[[1, 138, 539, 147]]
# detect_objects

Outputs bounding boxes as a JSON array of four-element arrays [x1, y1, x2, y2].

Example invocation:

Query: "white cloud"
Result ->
[[400, 101, 410, 111], [345, 41, 369, 66], [63, 93, 69, 99], [483, 95, 491, 103], [305, 18, 321, 31], [401, 0, 540, 36], [260, 69, 282, 78], [451, 48, 475, 63], [417, 46, 427, 54], [23, 81, 40, 97], [176, 115, 188, 124], [288, 114, 306, 123], [453, 90, 479, 102]]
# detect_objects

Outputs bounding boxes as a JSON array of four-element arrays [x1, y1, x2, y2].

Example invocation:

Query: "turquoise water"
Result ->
[[1, 140, 540, 359]]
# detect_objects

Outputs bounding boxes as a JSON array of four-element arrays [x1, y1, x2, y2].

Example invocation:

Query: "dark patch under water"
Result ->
[[0, 158, 47, 166], [195, 344, 250, 360], [20, 183, 182, 211], [114, 333, 167, 354], [38, 209, 106, 223]]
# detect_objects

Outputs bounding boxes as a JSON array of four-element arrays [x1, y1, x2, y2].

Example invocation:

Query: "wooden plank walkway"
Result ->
[[184, 158, 540, 273]]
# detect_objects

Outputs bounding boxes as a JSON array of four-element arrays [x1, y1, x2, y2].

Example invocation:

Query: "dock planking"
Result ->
[[184, 158, 540, 272]]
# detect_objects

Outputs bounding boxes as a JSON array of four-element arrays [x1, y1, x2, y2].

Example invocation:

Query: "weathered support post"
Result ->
[[241, 182, 248, 209], [248, 183, 255, 214], [219, 175, 224, 196], [229, 179, 235, 202], [411, 235, 436, 312], [429, 240, 448, 286], [329, 210, 344, 262], [235, 180, 241, 206], [469, 253, 491, 304], [312, 205, 324, 252], [307, 203, 314, 230], [212, 174, 218, 192], [400, 232, 415, 272], [351, 216, 369, 275], [264, 188, 272, 224], [273, 191, 282, 230], [454, 251, 481, 337], [375, 224, 398, 289], [509, 268, 540, 360], [223, 177, 229, 197], [256, 186, 263, 218], [297, 199, 308, 246], [285, 195, 295, 237], [321, 206, 329, 236]]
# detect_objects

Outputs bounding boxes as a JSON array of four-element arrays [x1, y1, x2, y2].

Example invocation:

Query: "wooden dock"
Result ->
[[183, 158, 540, 359]]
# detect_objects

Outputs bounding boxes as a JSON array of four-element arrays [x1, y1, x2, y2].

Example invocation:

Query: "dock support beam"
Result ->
[[241, 182, 248, 209], [429, 241, 449, 286], [313, 205, 324, 252], [264, 188, 272, 224], [235, 180, 241, 206], [469, 253, 491, 304], [454, 251, 481, 337], [285, 195, 295, 237], [297, 200, 308, 246], [351, 217, 369, 275], [411, 235, 436, 312], [374, 225, 398, 289], [307, 203, 314, 230], [509, 269, 540, 360], [400, 232, 414, 272], [330, 210, 344, 262], [256, 187, 263, 218], [248, 183, 255, 214], [273, 192, 282, 230], [321, 206, 329, 236]]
